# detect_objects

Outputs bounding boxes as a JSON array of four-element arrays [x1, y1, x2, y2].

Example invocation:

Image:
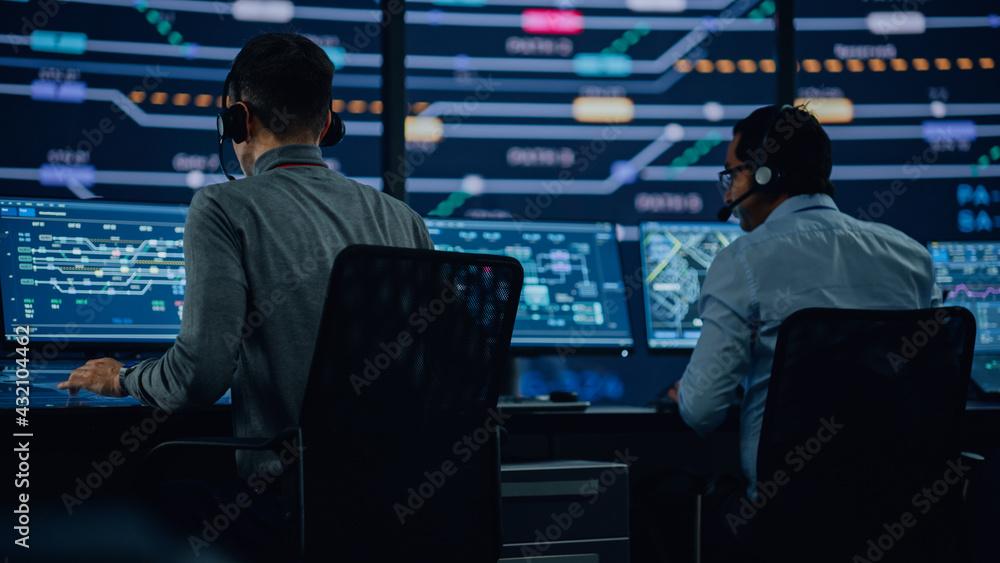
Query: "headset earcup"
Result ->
[[755, 166, 773, 187], [218, 104, 248, 144], [320, 111, 346, 147]]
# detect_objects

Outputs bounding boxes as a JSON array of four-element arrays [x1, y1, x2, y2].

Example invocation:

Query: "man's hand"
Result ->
[[666, 380, 680, 403], [57, 357, 126, 398]]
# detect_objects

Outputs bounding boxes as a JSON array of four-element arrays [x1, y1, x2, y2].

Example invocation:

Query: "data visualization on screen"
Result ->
[[641, 221, 743, 349], [424, 219, 633, 349], [795, 1, 1000, 240], [0, 197, 188, 347], [928, 240, 1000, 352], [2, 0, 382, 203], [406, 0, 775, 220]]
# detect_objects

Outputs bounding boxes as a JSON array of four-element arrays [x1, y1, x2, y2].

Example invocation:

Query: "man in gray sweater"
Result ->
[[58, 34, 433, 481]]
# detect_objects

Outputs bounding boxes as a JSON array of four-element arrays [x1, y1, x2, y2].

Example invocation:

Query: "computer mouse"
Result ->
[[549, 391, 578, 403], [650, 398, 679, 414]]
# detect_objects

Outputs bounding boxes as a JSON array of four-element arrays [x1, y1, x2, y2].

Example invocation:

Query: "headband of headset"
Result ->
[[751, 104, 795, 190]]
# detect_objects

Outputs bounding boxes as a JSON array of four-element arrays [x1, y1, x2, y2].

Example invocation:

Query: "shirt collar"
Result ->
[[765, 193, 839, 224], [252, 144, 327, 176]]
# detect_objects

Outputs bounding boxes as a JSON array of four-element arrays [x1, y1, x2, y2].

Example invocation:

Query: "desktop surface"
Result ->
[[0, 357, 231, 409]]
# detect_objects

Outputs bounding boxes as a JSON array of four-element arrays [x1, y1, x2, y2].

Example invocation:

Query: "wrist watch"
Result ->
[[118, 363, 138, 397]]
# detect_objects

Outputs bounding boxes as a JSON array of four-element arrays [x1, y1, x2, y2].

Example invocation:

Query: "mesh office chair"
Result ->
[[144, 245, 523, 562], [746, 306, 975, 562]]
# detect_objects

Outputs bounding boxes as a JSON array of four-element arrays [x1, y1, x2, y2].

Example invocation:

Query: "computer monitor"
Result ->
[[928, 240, 1000, 352], [424, 218, 633, 350], [0, 197, 188, 351], [640, 221, 744, 349]]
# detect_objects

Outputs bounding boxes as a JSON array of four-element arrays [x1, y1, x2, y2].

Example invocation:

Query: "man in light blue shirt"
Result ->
[[667, 105, 941, 507]]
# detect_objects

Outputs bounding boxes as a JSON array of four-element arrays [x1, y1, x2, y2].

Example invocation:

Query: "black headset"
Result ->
[[216, 72, 345, 179], [750, 103, 795, 190], [716, 104, 795, 221]]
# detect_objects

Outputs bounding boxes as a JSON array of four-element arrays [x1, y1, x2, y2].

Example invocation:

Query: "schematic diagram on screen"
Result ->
[[506, 239, 606, 330], [0, 200, 188, 342]]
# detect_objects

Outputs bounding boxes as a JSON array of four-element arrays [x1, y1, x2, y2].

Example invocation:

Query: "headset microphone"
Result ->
[[716, 185, 759, 222], [715, 104, 795, 222]]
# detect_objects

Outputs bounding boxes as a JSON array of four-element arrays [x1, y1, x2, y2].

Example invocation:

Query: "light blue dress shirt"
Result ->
[[677, 193, 942, 497]]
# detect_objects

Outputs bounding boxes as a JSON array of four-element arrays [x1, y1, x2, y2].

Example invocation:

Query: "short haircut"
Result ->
[[732, 105, 835, 197], [227, 33, 333, 142]]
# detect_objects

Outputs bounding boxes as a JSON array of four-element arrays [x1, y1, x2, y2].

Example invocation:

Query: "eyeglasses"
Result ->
[[717, 163, 752, 191]]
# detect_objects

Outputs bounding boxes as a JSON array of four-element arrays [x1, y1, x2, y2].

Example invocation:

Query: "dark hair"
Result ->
[[732, 104, 835, 197], [228, 33, 333, 142]]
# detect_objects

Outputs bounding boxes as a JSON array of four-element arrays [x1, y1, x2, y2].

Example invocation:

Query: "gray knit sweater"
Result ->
[[123, 144, 433, 477]]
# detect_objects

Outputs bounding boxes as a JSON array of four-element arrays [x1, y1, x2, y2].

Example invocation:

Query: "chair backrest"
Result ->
[[294, 245, 523, 562], [753, 307, 975, 562]]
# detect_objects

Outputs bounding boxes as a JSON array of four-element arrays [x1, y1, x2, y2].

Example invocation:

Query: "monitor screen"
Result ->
[[404, 0, 775, 222], [424, 218, 633, 349], [795, 0, 1000, 245], [928, 240, 1000, 352], [2, 0, 383, 203], [640, 221, 743, 349], [0, 197, 188, 349]]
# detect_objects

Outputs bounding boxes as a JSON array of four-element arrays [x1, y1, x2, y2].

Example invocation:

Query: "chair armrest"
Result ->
[[135, 427, 301, 492], [147, 428, 299, 456]]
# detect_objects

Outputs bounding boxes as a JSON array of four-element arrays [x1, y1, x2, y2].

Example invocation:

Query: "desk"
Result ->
[[8, 399, 1000, 563]]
